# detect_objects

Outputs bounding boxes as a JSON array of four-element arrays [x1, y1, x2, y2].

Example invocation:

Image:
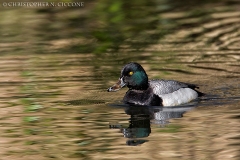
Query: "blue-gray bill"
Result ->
[[107, 78, 126, 92]]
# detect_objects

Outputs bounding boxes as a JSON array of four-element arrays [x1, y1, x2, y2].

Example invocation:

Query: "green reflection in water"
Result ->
[[90, 0, 164, 53], [157, 124, 182, 133]]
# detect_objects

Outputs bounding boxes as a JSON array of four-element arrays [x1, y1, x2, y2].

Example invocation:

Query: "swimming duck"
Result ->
[[107, 62, 204, 106]]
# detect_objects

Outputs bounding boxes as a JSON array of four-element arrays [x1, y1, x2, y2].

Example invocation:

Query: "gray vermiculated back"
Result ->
[[149, 79, 195, 95]]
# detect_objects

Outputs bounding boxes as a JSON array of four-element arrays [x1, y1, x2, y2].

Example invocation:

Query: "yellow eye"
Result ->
[[129, 71, 134, 76]]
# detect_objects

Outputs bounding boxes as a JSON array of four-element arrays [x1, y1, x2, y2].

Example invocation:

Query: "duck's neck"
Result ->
[[131, 83, 149, 90]]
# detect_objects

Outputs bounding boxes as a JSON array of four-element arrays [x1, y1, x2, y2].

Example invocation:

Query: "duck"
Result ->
[[107, 62, 204, 106]]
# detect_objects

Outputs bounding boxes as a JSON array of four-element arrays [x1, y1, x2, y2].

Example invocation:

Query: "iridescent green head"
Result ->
[[108, 62, 149, 91]]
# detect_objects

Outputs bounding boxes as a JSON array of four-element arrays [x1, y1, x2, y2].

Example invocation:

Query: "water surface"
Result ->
[[0, 0, 239, 159]]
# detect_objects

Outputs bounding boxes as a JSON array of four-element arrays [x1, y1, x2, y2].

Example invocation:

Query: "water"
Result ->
[[0, 0, 240, 159]]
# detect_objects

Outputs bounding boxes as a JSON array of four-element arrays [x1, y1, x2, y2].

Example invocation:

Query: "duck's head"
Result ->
[[108, 62, 149, 92]]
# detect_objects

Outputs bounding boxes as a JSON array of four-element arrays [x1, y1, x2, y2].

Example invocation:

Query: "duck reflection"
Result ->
[[109, 105, 195, 146]]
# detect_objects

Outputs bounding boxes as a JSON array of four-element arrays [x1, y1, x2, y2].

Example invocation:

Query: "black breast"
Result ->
[[123, 88, 162, 106]]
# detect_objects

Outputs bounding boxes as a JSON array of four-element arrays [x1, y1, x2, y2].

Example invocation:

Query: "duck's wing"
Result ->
[[149, 79, 200, 96]]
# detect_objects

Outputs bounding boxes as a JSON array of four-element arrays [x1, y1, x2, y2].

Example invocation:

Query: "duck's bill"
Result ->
[[107, 78, 126, 92]]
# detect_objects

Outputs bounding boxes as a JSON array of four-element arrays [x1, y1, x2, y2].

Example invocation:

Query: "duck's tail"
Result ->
[[195, 90, 205, 97], [186, 83, 205, 97]]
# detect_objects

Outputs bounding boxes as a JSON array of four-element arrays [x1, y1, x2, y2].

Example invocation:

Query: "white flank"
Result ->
[[160, 88, 198, 106]]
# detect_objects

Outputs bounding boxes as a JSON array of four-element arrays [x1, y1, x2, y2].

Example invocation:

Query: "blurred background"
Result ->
[[0, 0, 239, 159]]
